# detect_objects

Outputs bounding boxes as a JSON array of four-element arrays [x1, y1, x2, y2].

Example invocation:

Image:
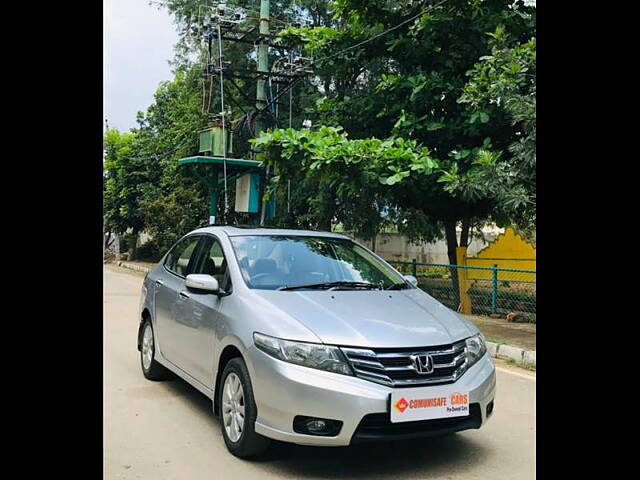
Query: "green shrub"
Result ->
[[136, 241, 163, 262], [119, 233, 137, 253]]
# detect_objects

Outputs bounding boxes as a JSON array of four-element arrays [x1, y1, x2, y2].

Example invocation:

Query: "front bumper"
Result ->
[[245, 346, 496, 446]]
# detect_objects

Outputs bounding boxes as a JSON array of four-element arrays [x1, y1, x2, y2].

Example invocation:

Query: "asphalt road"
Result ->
[[104, 265, 535, 480]]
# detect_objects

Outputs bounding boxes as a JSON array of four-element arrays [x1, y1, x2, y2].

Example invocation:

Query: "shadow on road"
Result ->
[[158, 371, 491, 479], [257, 434, 489, 479]]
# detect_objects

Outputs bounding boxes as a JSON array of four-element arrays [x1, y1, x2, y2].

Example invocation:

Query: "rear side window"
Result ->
[[164, 236, 201, 277]]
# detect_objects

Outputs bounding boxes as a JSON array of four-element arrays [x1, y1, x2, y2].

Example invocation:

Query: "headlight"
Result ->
[[254, 333, 353, 376], [465, 333, 487, 367]]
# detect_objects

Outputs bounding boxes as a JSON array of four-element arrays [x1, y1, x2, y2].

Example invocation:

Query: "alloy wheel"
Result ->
[[142, 324, 153, 370], [222, 373, 245, 442]]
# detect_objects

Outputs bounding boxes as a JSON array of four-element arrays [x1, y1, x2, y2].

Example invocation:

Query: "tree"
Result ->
[[134, 67, 211, 255], [103, 129, 148, 259], [450, 34, 536, 235], [268, 0, 536, 264], [253, 125, 439, 235]]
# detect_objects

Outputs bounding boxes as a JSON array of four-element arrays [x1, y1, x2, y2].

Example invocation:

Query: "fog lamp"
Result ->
[[293, 416, 343, 436], [307, 419, 326, 433], [487, 401, 494, 417]]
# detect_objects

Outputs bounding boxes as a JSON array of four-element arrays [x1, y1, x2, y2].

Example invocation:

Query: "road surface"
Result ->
[[104, 265, 535, 480]]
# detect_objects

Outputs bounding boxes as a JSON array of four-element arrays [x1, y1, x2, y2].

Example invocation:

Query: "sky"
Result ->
[[104, 0, 179, 132]]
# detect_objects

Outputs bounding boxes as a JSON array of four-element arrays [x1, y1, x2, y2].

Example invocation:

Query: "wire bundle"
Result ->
[[233, 108, 280, 156]]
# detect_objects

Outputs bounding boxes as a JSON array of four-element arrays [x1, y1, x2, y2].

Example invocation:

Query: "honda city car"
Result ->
[[137, 226, 496, 458]]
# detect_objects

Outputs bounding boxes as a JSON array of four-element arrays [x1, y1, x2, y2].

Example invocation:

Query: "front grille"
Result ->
[[341, 341, 468, 388], [351, 403, 482, 444]]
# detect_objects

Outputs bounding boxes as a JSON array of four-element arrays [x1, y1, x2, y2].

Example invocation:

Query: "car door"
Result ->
[[153, 235, 204, 370], [173, 235, 232, 387]]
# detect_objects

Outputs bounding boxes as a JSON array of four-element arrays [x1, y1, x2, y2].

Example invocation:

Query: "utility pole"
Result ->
[[256, 0, 270, 115], [257, 0, 270, 225], [178, 1, 310, 227]]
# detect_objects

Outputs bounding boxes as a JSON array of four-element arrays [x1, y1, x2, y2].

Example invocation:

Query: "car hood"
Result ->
[[252, 288, 476, 348]]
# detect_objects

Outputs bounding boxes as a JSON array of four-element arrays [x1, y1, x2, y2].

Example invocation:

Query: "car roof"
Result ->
[[191, 225, 351, 239]]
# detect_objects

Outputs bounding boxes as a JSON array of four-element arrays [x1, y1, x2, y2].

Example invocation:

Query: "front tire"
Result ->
[[219, 357, 270, 458], [140, 320, 167, 380]]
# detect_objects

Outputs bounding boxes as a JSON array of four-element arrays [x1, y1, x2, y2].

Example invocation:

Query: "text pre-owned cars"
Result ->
[[138, 226, 496, 458]]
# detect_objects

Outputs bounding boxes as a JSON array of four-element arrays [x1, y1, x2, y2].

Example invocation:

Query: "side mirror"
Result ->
[[185, 274, 220, 293], [403, 275, 418, 287]]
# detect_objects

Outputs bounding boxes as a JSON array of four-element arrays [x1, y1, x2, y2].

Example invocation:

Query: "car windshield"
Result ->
[[229, 235, 408, 290]]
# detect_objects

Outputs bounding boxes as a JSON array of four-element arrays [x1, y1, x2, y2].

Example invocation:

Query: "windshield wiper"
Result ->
[[278, 281, 381, 291], [385, 283, 410, 290]]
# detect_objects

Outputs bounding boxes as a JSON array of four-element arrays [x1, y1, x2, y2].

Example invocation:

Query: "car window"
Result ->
[[192, 237, 231, 291], [164, 236, 201, 277]]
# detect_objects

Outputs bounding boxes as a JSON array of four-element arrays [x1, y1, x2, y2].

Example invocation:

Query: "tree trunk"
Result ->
[[460, 216, 471, 247], [444, 219, 461, 310], [318, 217, 332, 232], [115, 234, 121, 261], [129, 229, 139, 261], [444, 219, 458, 266]]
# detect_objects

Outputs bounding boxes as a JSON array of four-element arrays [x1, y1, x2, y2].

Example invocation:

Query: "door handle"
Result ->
[[179, 291, 190, 300], [155, 280, 164, 287]]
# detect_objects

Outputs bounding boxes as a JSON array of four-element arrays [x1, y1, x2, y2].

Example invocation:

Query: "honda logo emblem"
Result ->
[[410, 353, 434, 374]]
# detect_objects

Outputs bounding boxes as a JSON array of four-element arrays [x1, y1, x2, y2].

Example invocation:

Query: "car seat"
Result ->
[[202, 257, 216, 276]]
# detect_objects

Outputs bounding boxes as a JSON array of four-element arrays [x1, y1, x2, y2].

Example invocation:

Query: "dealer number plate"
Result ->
[[390, 385, 470, 423]]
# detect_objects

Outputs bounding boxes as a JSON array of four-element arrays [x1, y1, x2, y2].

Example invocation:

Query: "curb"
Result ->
[[486, 341, 536, 369], [116, 261, 151, 274]]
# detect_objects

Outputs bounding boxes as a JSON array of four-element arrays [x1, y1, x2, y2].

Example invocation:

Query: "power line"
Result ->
[[256, 0, 449, 115], [104, 138, 195, 164], [313, 0, 448, 66]]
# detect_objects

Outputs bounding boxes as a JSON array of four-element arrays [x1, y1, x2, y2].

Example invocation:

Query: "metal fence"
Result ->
[[388, 259, 536, 322]]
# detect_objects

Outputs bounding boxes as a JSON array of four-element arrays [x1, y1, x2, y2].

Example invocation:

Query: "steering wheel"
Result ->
[[250, 273, 283, 287]]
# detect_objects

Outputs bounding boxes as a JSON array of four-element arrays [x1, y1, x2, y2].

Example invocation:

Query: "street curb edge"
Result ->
[[486, 341, 536, 369]]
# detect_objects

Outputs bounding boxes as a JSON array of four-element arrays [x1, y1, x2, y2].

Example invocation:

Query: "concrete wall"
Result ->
[[350, 230, 502, 264]]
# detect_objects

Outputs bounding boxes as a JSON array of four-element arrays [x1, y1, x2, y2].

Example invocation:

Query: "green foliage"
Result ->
[[134, 67, 211, 254], [265, 0, 536, 244], [103, 129, 146, 236], [253, 126, 437, 184], [103, 65, 212, 255], [135, 240, 163, 262], [453, 35, 536, 232], [252, 126, 465, 240], [277, 25, 342, 50], [253, 126, 426, 237], [118, 232, 138, 254]]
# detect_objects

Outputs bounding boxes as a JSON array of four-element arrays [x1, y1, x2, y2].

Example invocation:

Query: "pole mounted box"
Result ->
[[235, 173, 260, 213], [199, 127, 234, 157]]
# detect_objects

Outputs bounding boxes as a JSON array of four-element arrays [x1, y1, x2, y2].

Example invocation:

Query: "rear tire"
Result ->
[[219, 357, 271, 458], [140, 320, 168, 381]]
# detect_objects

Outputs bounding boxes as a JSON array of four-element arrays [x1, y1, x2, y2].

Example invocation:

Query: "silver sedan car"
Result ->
[[138, 226, 496, 458]]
